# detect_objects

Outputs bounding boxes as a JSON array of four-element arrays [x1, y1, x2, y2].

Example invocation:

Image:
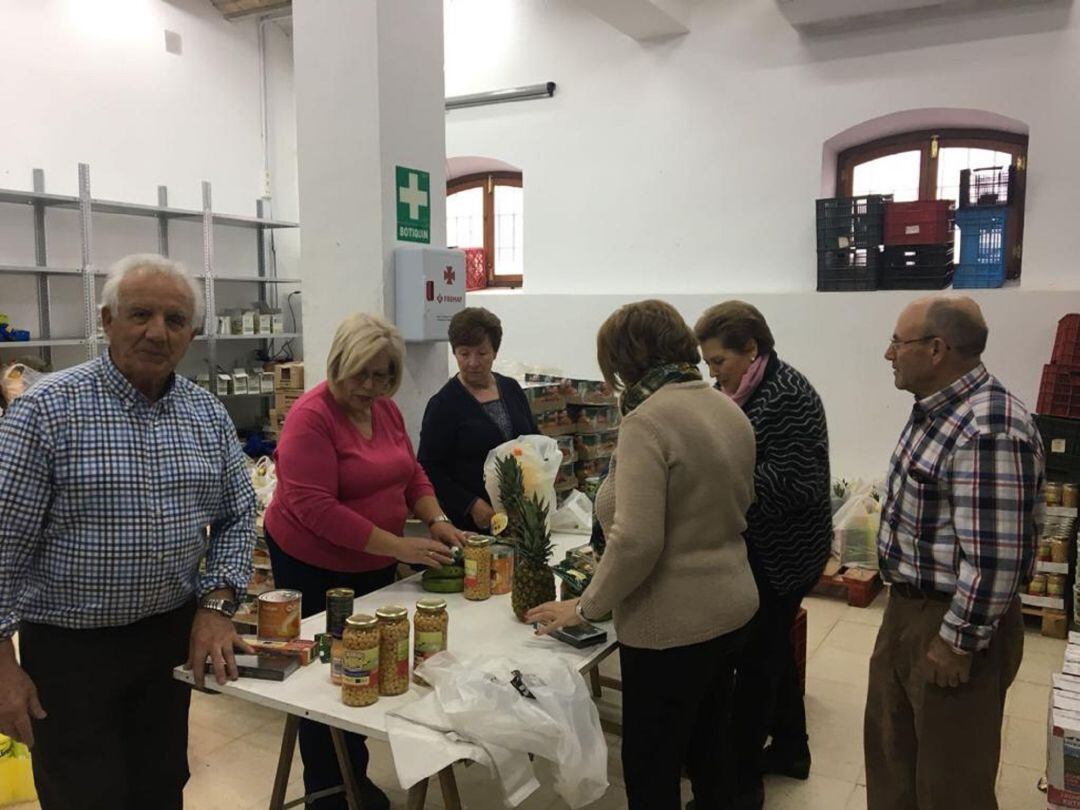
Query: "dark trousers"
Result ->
[[266, 533, 396, 810], [20, 601, 195, 810], [864, 592, 1024, 810], [620, 628, 744, 810], [731, 583, 810, 794]]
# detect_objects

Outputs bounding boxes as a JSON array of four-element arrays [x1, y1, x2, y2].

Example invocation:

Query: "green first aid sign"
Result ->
[[396, 166, 430, 244]]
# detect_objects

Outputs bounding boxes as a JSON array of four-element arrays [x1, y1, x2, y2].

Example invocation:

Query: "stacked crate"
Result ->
[[1039, 315, 1080, 421], [815, 195, 889, 291], [953, 167, 1012, 289], [269, 361, 304, 438], [880, 200, 955, 289]]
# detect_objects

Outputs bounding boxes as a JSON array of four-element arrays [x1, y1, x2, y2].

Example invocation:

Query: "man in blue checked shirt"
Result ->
[[865, 295, 1043, 810], [0, 254, 256, 810]]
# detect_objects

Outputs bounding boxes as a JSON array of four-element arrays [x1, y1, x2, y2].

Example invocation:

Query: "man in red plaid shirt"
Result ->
[[865, 295, 1044, 810]]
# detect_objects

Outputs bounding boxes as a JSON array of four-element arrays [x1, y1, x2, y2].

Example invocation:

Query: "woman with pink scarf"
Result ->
[[695, 301, 832, 810]]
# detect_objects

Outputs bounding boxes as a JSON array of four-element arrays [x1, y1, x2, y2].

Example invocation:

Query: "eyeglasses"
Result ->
[[888, 335, 939, 350]]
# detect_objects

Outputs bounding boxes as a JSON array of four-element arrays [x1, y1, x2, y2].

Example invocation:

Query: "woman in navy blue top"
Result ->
[[418, 308, 540, 532]]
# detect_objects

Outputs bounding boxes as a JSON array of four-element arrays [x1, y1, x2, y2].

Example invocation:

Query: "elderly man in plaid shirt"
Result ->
[[0, 254, 256, 810], [865, 295, 1043, 810]]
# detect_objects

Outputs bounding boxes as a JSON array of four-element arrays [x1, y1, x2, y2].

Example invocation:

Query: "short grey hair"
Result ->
[[925, 297, 988, 359], [100, 253, 204, 330]]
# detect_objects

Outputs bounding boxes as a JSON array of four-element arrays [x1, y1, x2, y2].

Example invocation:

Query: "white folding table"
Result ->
[[174, 533, 620, 809]]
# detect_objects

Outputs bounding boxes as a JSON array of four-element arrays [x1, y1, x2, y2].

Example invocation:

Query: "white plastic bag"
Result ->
[[0, 364, 45, 406], [250, 456, 277, 509], [483, 435, 562, 518], [551, 490, 593, 535], [391, 652, 608, 808], [833, 482, 882, 570]]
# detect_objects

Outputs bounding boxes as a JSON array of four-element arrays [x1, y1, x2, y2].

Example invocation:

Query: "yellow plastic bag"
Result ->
[[0, 734, 37, 806]]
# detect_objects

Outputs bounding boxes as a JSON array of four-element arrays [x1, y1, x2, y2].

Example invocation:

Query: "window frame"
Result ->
[[447, 171, 524, 288], [836, 129, 1028, 277]]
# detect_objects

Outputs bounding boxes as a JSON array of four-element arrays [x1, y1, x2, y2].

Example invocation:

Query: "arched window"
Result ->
[[836, 128, 1028, 278], [446, 156, 523, 288]]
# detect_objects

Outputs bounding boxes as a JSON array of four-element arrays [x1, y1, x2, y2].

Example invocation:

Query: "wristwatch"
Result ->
[[575, 601, 589, 623], [199, 595, 239, 618], [427, 514, 452, 527]]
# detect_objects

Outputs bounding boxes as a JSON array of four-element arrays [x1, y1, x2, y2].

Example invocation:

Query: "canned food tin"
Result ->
[[1028, 574, 1048, 596], [257, 589, 302, 641], [1048, 573, 1067, 596], [326, 588, 355, 638], [1038, 538, 1054, 562]]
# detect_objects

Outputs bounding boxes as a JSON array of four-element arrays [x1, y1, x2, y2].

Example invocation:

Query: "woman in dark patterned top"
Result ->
[[418, 308, 540, 533], [695, 301, 832, 810]]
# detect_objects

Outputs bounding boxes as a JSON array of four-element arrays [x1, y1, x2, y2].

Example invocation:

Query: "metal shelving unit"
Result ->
[[0, 164, 301, 427]]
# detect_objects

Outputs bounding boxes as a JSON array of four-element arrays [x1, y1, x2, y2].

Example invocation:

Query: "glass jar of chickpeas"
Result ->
[[375, 605, 411, 696], [341, 614, 380, 707], [463, 536, 493, 601], [413, 598, 449, 686]]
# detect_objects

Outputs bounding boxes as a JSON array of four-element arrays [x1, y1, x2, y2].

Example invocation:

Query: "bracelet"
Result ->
[[427, 514, 451, 527]]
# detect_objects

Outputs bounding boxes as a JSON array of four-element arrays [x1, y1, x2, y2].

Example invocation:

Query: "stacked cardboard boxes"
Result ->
[[269, 362, 304, 438]]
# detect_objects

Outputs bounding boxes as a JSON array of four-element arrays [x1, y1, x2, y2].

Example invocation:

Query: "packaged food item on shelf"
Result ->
[[522, 382, 567, 414], [575, 457, 611, 485], [342, 614, 380, 707], [1038, 538, 1054, 562], [232, 368, 250, 395], [463, 536, 493, 600], [537, 409, 575, 437], [375, 605, 410, 696], [257, 589, 301, 641], [195, 372, 210, 391], [413, 598, 449, 685], [1051, 536, 1071, 564], [1065, 483, 1080, 508], [574, 429, 619, 460], [1048, 573, 1067, 596], [568, 404, 620, 434], [556, 435, 577, 465], [490, 543, 514, 595], [1046, 482, 1064, 506], [1028, 574, 1048, 595], [555, 461, 577, 492], [564, 378, 617, 406]]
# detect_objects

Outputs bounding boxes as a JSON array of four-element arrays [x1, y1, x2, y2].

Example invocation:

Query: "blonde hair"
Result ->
[[326, 313, 406, 396]]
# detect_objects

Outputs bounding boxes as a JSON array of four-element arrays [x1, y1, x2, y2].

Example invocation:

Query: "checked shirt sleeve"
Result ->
[[0, 398, 54, 639], [199, 418, 257, 599], [943, 434, 1039, 652]]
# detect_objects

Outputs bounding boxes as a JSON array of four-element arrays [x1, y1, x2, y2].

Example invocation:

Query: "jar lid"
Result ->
[[375, 604, 408, 620], [416, 597, 447, 612], [466, 535, 493, 548], [345, 613, 377, 629], [326, 588, 355, 599]]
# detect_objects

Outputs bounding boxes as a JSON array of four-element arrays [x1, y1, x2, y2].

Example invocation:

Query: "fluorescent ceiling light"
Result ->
[[445, 83, 556, 111]]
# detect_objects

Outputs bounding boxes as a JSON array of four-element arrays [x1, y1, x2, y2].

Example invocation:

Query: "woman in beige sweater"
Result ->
[[527, 299, 759, 810]]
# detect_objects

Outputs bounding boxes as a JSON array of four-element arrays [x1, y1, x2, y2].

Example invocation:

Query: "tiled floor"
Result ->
[[10, 593, 1057, 809]]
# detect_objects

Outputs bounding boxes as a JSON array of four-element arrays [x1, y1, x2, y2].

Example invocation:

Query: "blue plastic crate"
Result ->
[[955, 206, 1007, 269], [953, 262, 1006, 289]]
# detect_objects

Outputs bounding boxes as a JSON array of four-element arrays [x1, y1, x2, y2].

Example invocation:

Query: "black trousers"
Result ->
[[266, 533, 396, 810], [731, 583, 810, 795], [620, 628, 744, 810], [20, 601, 195, 810]]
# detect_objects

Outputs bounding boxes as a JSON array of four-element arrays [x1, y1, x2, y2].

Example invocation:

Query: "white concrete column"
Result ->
[[293, 0, 448, 439]]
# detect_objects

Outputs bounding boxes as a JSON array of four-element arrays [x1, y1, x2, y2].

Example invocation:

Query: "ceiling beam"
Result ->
[[209, 0, 292, 21], [576, 0, 691, 41]]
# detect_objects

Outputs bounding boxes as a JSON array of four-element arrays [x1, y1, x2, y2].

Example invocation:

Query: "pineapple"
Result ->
[[495, 453, 526, 540], [512, 493, 556, 622]]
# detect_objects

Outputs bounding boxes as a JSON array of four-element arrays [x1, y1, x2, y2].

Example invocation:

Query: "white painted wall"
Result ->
[[444, 0, 1080, 478], [0, 0, 300, 381]]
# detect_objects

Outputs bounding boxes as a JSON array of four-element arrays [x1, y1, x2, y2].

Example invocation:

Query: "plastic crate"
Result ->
[[884, 200, 955, 246], [959, 166, 1014, 208], [1038, 364, 1080, 420], [817, 247, 881, 292], [816, 195, 889, 251], [880, 244, 954, 290], [1036, 414, 1080, 475], [464, 247, 487, 291], [1052, 314, 1080, 367], [953, 206, 1007, 288]]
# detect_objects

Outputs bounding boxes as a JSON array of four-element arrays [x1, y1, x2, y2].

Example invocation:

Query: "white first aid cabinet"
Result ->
[[394, 247, 466, 342]]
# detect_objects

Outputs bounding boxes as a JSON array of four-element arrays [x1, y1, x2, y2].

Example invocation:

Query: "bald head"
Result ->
[[920, 295, 988, 359]]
